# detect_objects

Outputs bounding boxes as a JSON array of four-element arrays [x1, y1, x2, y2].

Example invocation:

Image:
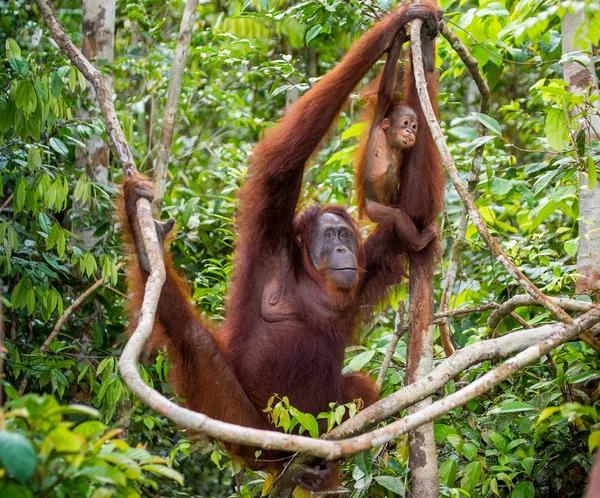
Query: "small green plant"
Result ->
[[0, 394, 183, 497], [263, 395, 362, 439]]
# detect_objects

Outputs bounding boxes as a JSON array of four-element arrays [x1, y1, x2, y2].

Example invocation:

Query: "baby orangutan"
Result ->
[[356, 29, 439, 253], [367, 105, 418, 205]]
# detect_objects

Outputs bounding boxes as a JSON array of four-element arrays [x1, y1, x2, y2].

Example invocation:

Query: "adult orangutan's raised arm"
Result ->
[[235, 3, 443, 258]]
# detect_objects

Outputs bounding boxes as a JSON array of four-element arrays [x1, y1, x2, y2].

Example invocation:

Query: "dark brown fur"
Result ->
[[120, 2, 441, 483]]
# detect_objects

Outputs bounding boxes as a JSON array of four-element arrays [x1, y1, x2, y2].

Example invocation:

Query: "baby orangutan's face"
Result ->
[[382, 105, 418, 151]]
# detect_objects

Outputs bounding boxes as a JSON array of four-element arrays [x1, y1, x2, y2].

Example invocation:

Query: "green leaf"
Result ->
[[27, 147, 42, 170], [545, 108, 569, 151], [49, 404, 100, 419], [439, 460, 457, 487], [465, 135, 496, 155], [488, 402, 536, 414], [489, 177, 513, 196], [305, 25, 322, 45], [521, 457, 534, 475], [472, 112, 501, 135], [49, 137, 68, 156], [460, 461, 482, 496], [487, 431, 507, 453], [46, 427, 83, 453], [588, 430, 600, 453], [5, 38, 22, 60], [374, 476, 405, 496], [77, 466, 127, 487], [434, 423, 457, 443], [50, 71, 62, 98], [510, 481, 534, 498], [13, 177, 26, 213], [462, 442, 478, 461], [341, 122, 366, 140], [345, 350, 374, 371], [141, 464, 184, 485], [0, 432, 36, 483], [68, 66, 77, 92], [564, 239, 578, 257], [587, 156, 597, 190]]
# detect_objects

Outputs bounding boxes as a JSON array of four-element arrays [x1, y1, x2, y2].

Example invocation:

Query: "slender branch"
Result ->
[[151, 0, 200, 217], [410, 18, 600, 354], [436, 22, 492, 358], [487, 294, 593, 330], [17, 262, 124, 396], [376, 301, 406, 389], [434, 302, 498, 319]]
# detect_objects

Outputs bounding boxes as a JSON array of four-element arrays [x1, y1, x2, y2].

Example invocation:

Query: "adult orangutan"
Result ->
[[121, 3, 442, 490], [355, 17, 443, 258]]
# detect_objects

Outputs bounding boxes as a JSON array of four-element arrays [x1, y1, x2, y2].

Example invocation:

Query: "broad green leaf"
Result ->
[[489, 177, 513, 196], [462, 442, 478, 461], [49, 137, 68, 156], [460, 461, 482, 496], [545, 108, 569, 151], [46, 427, 83, 452], [589, 430, 600, 453], [434, 423, 457, 443], [472, 112, 501, 135], [346, 350, 374, 371], [488, 402, 536, 414], [510, 481, 534, 498], [564, 239, 578, 257], [374, 476, 405, 496], [588, 157, 597, 190], [536, 406, 560, 424], [49, 404, 100, 418], [141, 464, 184, 485], [27, 147, 42, 170], [439, 460, 457, 487], [342, 122, 366, 140], [5, 38, 22, 60], [465, 135, 495, 155], [0, 432, 36, 483], [305, 25, 322, 45], [521, 457, 534, 475]]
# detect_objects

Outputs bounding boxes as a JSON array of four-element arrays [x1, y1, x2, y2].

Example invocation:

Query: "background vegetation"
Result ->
[[1, 0, 599, 496]]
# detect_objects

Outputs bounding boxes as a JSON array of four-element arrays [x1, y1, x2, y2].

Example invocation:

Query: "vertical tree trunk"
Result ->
[[73, 0, 116, 248], [562, 9, 600, 294], [407, 250, 439, 498]]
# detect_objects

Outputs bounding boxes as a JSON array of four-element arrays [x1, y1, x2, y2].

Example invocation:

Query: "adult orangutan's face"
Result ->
[[309, 213, 359, 290]]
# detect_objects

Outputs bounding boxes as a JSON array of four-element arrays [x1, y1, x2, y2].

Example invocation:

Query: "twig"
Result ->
[[411, 17, 600, 354], [376, 301, 405, 389], [434, 302, 498, 319], [17, 262, 124, 396], [151, 0, 199, 217], [1, 193, 13, 211], [436, 22, 491, 358], [487, 294, 593, 330]]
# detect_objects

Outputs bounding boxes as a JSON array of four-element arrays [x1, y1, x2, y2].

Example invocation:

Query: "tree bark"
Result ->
[[73, 0, 115, 249], [562, 9, 600, 294], [407, 252, 439, 498]]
